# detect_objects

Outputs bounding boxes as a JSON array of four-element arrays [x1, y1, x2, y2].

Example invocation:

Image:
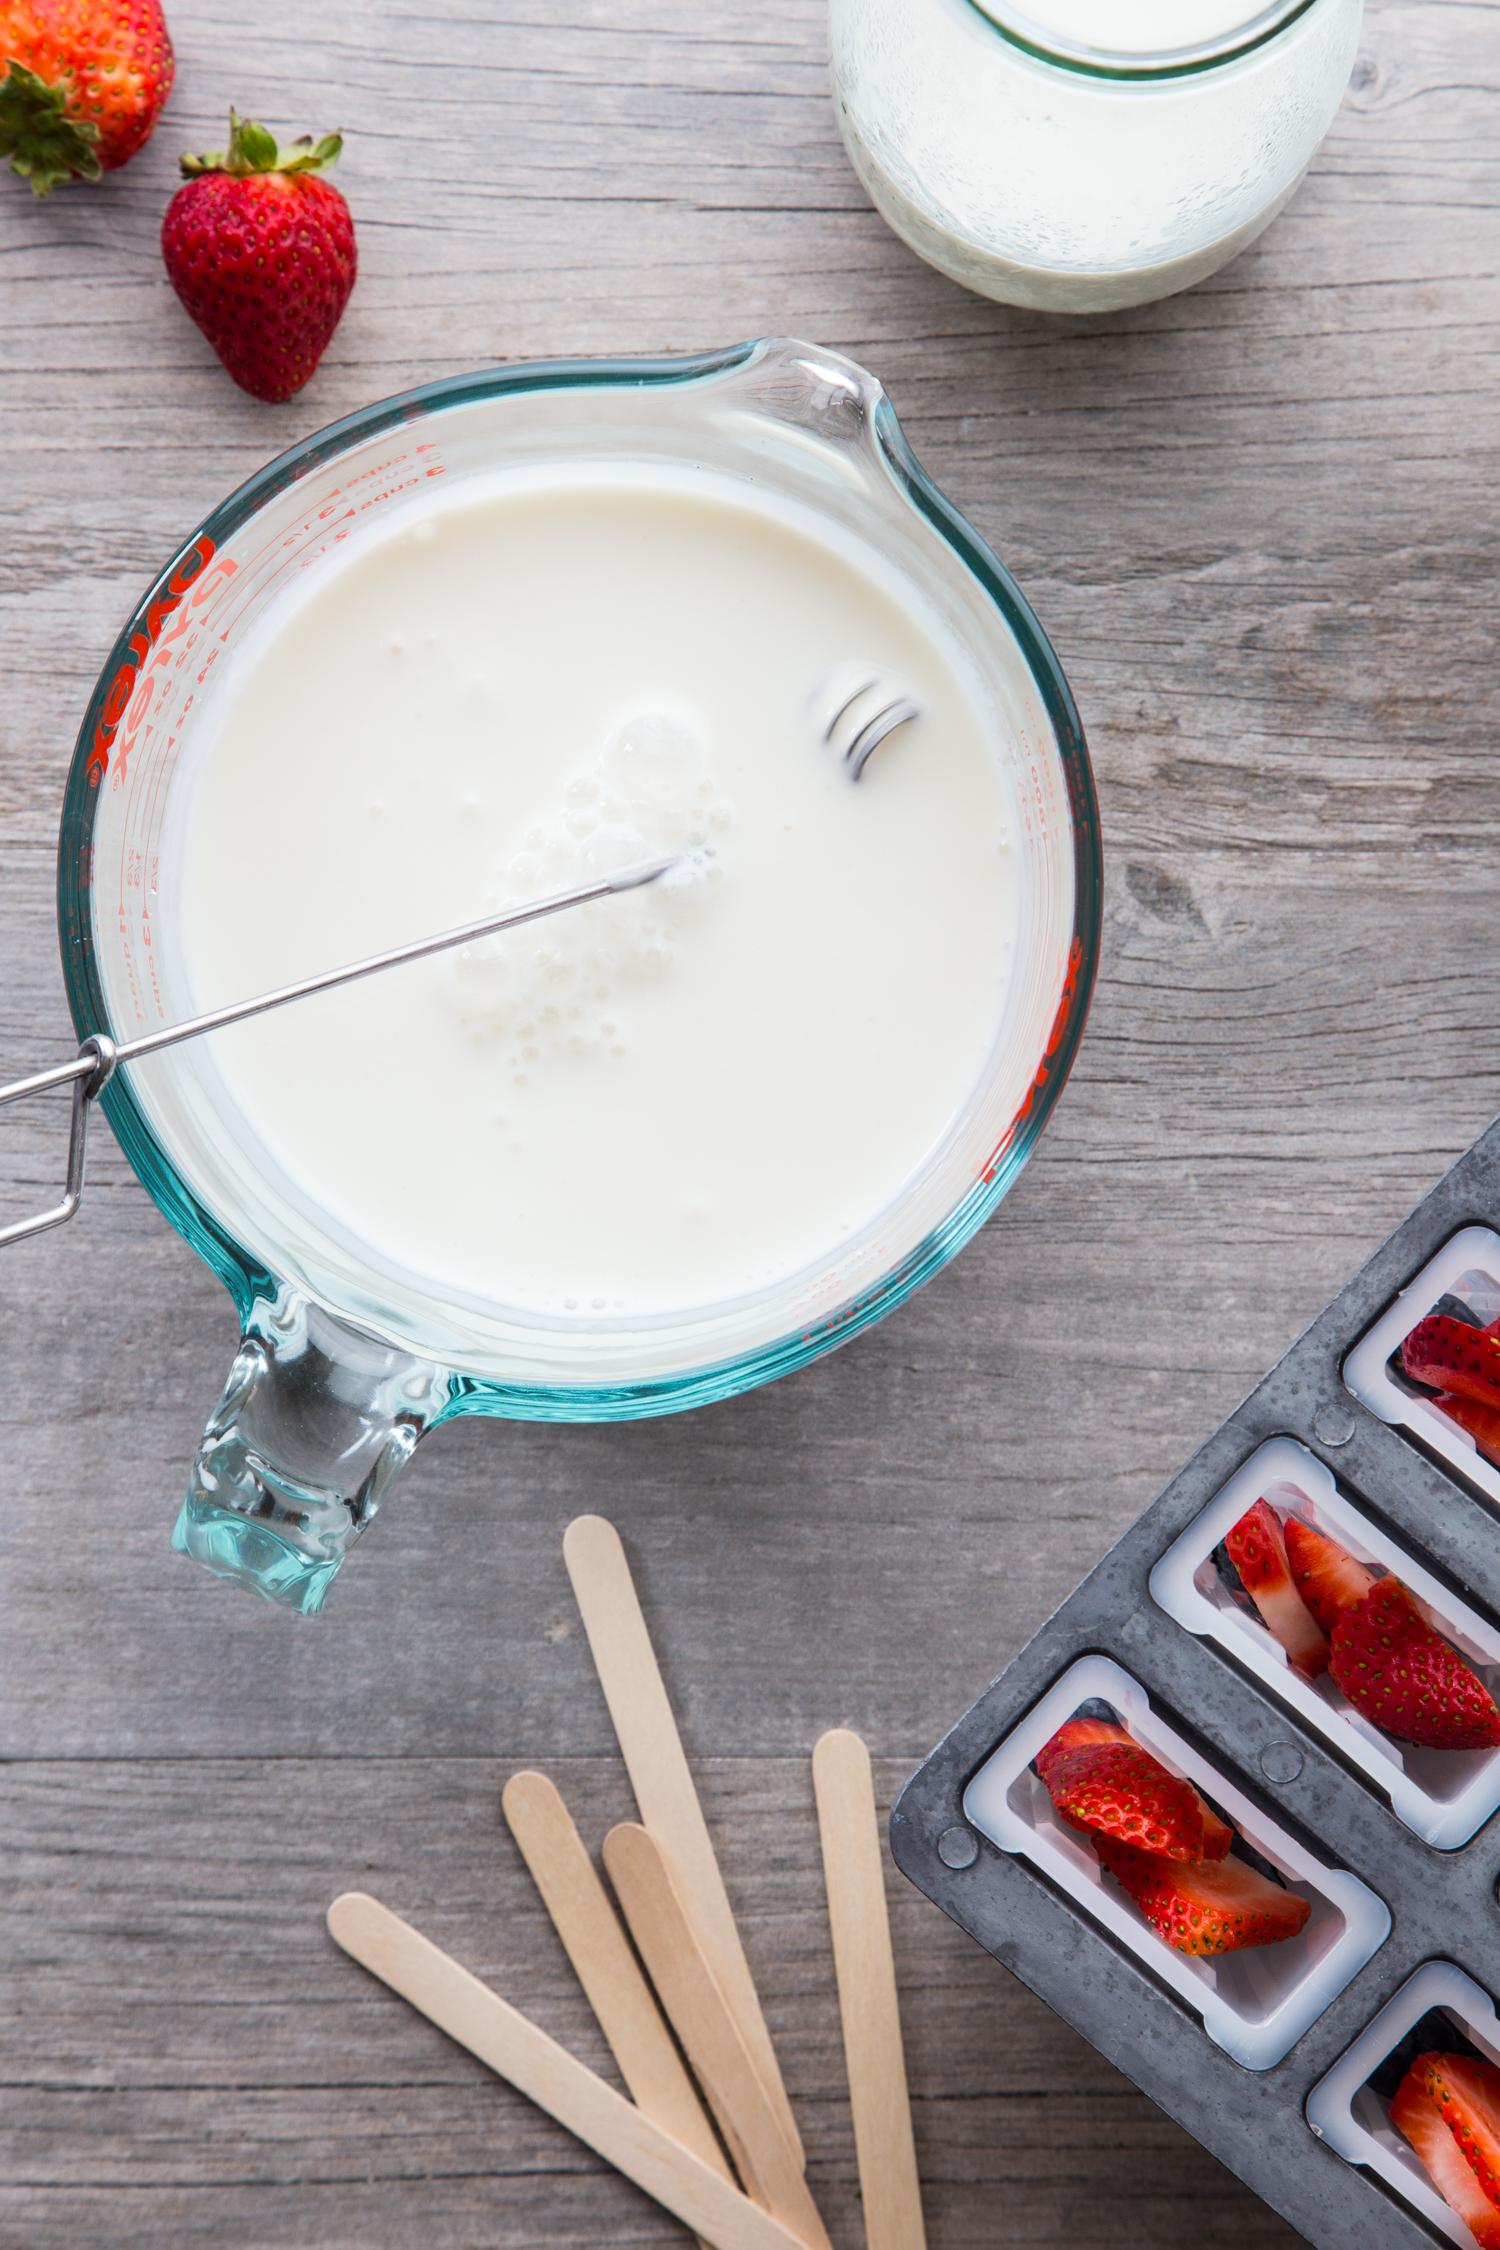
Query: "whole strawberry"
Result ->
[[162, 111, 356, 403], [0, 0, 173, 192]]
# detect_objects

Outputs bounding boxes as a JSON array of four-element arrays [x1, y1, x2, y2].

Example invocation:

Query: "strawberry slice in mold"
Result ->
[[1391, 2056, 1500, 2248], [1331, 1579, 1500, 1751], [1035, 1719, 1232, 1861], [1043, 1742, 1226, 1863], [1093, 1836, 1311, 1957], [1432, 1390, 1500, 1471], [1403, 1314, 1500, 1410], [1035, 1716, 1130, 1777], [1283, 1516, 1378, 1638], [1225, 1499, 1331, 1681], [1424, 2052, 1500, 2217]]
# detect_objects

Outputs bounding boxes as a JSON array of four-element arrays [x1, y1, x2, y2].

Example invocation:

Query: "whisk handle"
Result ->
[[0, 1036, 116, 1247]]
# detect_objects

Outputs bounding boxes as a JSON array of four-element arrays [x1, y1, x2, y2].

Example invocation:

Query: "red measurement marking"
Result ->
[[980, 934, 1086, 1185], [87, 535, 228, 785]]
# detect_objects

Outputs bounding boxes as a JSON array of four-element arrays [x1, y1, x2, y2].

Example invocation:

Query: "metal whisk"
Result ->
[[819, 668, 922, 781], [0, 851, 685, 1252]]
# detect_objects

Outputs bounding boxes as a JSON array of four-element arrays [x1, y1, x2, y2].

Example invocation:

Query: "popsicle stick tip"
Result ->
[[813, 1727, 870, 1765], [327, 1890, 381, 1946], [563, 1513, 626, 1569], [502, 1768, 559, 1814], [602, 1818, 651, 1862]]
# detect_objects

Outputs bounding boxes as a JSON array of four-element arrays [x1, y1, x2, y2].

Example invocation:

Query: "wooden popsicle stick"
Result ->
[[603, 1823, 833, 2250], [812, 1729, 927, 2250], [327, 1891, 806, 2250], [502, 1769, 730, 2195], [563, 1513, 804, 2169]]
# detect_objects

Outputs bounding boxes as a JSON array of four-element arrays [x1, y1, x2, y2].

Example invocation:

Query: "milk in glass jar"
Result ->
[[829, 0, 1364, 312]]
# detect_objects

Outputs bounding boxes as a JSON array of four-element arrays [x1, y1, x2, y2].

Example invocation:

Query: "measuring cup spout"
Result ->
[[171, 1289, 453, 1614]]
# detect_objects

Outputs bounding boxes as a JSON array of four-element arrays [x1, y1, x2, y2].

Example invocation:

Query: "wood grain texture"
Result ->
[[3, 0, 1499, 2243]]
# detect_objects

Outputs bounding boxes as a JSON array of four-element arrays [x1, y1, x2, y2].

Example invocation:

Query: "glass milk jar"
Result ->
[[829, 0, 1365, 311]]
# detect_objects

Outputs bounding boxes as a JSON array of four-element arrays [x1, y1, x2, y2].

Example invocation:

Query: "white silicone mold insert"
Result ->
[[961, 1654, 1390, 2071], [1149, 1436, 1500, 1848], [1345, 1225, 1500, 1511], [1306, 1961, 1500, 2250]]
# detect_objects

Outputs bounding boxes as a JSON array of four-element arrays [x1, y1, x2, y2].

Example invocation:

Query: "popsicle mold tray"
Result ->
[[892, 1116, 1500, 2250]]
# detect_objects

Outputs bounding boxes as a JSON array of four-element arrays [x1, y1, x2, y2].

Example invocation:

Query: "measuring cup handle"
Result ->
[[171, 1292, 453, 1615]]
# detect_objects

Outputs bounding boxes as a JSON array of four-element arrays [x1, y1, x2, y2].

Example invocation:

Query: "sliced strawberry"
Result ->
[[1036, 1722, 1232, 1860], [1330, 1579, 1500, 1750], [1392, 2059, 1500, 2248], [1093, 1837, 1311, 1956], [1043, 1743, 1213, 1862], [1283, 1516, 1378, 1636], [1225, 1499, 1332, 1681], [1433, 1391, 1500, 1471], [1194, 1794, 1236, 1862], [1425, 2054, 1500, 2218], [1403, 1315, 1500, 1410], [1035, 1717, 1130, 1781]]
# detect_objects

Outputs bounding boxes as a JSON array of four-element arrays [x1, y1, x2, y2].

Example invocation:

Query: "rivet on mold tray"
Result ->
[[1260, 1742, 1305, 1784], [937, 1825, 979, 1869], [1313, 1401, 1356, 1446]]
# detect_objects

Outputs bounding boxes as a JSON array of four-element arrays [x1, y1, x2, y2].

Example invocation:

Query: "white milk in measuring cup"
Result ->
[[169, 471, 1017, 1319]]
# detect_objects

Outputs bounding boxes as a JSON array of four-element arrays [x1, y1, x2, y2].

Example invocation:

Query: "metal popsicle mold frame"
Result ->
[[891, 1112, 1500, 2250]]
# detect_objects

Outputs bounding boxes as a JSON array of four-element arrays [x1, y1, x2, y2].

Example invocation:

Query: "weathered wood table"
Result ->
[[2, 2, 1495, 2242]]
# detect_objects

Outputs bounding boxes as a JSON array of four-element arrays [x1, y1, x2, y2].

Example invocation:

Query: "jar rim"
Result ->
[[969, 0, 1319, 76]]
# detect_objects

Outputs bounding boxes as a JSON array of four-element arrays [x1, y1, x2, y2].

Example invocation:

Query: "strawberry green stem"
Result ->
[[179, 108, 342, 179]]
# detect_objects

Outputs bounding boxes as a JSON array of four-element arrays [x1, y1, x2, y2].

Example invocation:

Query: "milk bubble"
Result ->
[[438, 703, 734, 1066], [579, 825, 654, 879], [604, 707, 703, 801]]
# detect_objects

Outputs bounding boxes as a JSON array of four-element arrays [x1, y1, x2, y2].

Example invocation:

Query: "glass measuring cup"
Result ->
[[57, 339, 1101, 1614], [830, 0, 1364, 311]]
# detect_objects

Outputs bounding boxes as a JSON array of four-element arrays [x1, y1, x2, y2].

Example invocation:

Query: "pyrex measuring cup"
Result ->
[[56, 339, 1101, 1614]]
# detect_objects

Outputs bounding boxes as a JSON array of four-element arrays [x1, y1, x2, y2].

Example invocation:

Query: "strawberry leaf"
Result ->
[[0, 59, 103, 195], [233, 115, 280, 172], [284, 132, 344, 175]]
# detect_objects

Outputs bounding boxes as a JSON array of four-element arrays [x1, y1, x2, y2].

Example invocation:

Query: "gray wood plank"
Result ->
[[0, 1758, 1306, 2247], [4, 0, 1499, 2239]]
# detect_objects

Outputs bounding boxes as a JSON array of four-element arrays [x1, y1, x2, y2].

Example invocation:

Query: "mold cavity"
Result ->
[[962, 1652, 1389, 2072], [1346, 1226, 1500, 1513], [1307, 1962, 1500, 2249], [1150, 1435, 1500, 1848]]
